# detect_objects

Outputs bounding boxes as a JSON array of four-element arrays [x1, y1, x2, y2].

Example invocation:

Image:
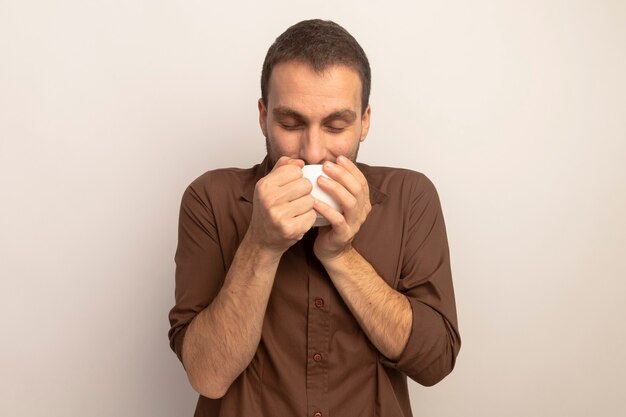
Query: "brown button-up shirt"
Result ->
[[168, 156, 461, 417]]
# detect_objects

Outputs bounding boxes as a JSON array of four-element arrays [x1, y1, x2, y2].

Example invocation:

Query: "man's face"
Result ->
[[259, 60, 371, 166]]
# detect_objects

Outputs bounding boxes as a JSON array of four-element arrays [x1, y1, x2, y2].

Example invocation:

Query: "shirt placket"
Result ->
[[304, 229, 330, 417]]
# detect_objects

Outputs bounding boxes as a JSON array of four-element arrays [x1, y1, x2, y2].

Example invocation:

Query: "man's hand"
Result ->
[[182, 156, 316, 399], [311, 157, 413, 362], [246, 156, 317, 255], [313, 155, 372, 261]]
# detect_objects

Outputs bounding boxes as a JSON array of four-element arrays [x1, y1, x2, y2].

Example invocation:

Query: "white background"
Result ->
[[1, 1, 625, 416]]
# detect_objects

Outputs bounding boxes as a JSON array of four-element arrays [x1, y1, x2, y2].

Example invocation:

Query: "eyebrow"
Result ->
[[272, 106, 357, 123], [272, 107, 305, 120], [322, 109, 357, 123]]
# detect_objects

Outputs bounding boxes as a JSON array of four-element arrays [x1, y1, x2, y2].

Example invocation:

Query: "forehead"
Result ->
[[267, 61, 362, 112]]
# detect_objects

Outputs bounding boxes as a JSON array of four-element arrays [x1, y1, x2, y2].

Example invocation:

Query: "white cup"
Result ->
[[301, 164, 342, 227]]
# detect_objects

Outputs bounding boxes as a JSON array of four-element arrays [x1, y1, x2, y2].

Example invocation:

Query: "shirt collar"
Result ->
[[241, 155, 388, 206]]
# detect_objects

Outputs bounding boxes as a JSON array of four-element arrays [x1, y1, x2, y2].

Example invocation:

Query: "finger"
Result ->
[[337, 156, 369, 193], [271, 156, 304, 173], [273, 210, 316, 242], [317, 175, 358, 216], [278, 188, 315, 216], [281, 177, 313, 202], [272, 156, 293, 171], [261, 176, 311, 207], [322, 160, 362, 197], [336, 155, 364, 180], [266, 163, 304, 188], [287, 158, 305, 168], [313, 198, 348, 230], [288, 209, 318, 236]]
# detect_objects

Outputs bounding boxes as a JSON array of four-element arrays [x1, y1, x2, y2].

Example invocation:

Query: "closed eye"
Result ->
[[280, 123, 304, 130], [326, 126, 345, 133]]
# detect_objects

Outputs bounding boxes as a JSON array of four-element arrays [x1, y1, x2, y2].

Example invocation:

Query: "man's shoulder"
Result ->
[[182, 162, 261, 206], [358, 163, 437, 197], [188, 163, 258, 191], [190, 165, 256, 187]]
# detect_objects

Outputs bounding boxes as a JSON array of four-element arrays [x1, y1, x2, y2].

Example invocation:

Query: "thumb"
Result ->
[[272, 156, 304, 171]]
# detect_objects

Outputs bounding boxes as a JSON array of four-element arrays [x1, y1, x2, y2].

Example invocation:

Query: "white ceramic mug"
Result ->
[[301, 164, 342, 227]]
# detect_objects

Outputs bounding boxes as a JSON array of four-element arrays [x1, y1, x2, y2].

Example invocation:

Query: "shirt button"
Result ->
[[314, 412, 322, 417], [314, 298, 324, 308], [313, 353, 322, 362]]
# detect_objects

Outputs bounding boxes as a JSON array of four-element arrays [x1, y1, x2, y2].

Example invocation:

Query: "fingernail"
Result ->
[[324, 161, 334, 168]]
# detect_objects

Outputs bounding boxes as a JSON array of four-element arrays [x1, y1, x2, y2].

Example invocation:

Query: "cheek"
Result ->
[[267, 126, 300, 153], [332, 132, 361, 153]]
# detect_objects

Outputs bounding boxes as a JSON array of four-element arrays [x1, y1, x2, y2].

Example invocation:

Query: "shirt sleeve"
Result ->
[[378, 173, 461, 386], [167, 181, 226, 366]]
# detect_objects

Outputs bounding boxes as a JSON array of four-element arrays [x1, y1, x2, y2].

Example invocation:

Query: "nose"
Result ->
[[300, 126, 326, 165]]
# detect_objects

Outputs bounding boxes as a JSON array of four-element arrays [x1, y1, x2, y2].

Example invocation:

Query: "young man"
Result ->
[[168, 19, 461, 417]]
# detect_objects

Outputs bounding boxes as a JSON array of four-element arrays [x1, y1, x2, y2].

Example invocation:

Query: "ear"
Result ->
[[258, 98, 268, 137], [359, 104, 371, 142]]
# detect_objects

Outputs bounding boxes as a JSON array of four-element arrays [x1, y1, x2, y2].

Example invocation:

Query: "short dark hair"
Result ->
[[261, 19, 371, 115]]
